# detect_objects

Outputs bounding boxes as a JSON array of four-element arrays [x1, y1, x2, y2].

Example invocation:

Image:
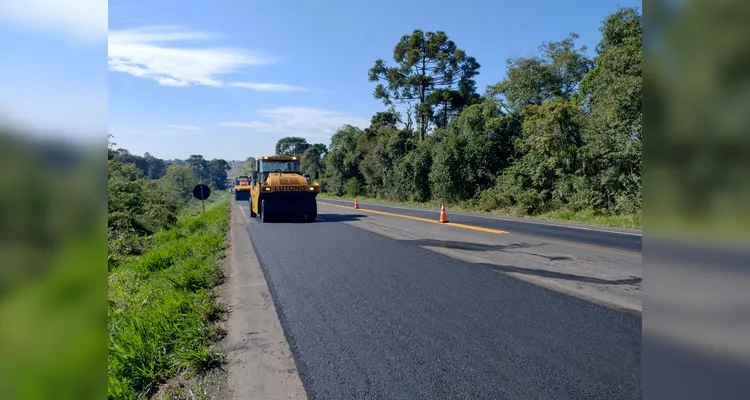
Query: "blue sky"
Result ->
[[2, 0, 640, 160], [0, 0, 106, 142]]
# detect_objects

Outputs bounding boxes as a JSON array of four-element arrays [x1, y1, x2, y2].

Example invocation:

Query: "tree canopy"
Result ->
[[275, 137, 310, 156], [369, 30, 481, 140], [108, 145, 232, 191]]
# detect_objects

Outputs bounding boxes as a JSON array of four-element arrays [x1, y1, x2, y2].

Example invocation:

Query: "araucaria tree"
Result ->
[[368, 30, 481, 140]]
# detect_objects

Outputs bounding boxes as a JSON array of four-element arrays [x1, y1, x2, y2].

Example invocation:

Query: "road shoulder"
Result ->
[[214, 202, 307, 400]]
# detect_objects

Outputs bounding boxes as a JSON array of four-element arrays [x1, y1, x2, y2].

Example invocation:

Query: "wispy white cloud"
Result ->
[[108, 26, 281, 88], [219, 107, 369, 138], [219, 121, 278, 130], [231, 82, 310, 92], [166, 124, 202, 131], [158, 77, 190, 87], [0, 0, 107, 42]]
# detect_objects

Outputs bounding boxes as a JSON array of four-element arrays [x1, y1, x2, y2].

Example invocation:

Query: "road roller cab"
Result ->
[[249, 155, 320, 222]]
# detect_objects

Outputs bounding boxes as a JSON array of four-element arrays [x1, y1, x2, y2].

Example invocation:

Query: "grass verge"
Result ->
[[108, 195, 229, 399], [319, 193, 641, 230]]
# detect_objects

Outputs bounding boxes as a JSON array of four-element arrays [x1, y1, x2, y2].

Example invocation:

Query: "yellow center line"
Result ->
[[317, 201, 642, 257], [318, 202, 509, 235]]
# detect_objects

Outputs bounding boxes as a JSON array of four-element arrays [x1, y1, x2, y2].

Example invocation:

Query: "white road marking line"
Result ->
[[238, 203, 251, 223]]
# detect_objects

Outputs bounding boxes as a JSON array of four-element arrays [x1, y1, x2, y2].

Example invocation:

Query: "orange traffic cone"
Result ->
[[354, 199, 359, 209], [439, 202, 449, 223]]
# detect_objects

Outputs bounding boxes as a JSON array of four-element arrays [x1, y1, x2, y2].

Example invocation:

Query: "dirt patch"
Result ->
[[151, 374, 215, 400]]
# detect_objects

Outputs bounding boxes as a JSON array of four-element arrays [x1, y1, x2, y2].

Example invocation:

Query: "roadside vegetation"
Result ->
[[0, 132, 103, 400], [108, 139, 231, 399], [252, 7, 642, 228]]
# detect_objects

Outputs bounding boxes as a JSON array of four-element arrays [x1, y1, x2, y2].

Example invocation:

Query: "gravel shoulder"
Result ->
[[212, 202, 307, 400]]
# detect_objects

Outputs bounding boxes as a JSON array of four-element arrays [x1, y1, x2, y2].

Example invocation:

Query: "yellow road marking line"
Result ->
[[318, 202, 642, 257], [318, 202, 509, 235]]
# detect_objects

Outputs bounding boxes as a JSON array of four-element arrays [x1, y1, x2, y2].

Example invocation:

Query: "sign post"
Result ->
[[193, 184, 211, 213]]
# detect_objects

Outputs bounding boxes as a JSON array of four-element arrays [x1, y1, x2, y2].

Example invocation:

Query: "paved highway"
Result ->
[[236, 201, 642, 399]]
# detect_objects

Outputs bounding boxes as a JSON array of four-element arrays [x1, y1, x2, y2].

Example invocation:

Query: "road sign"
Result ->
[[193, 184, 211, 213], [193, 184, 211, 200]]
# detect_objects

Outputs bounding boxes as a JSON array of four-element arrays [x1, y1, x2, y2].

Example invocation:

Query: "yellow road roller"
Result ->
[[249, 155, 319, 222]]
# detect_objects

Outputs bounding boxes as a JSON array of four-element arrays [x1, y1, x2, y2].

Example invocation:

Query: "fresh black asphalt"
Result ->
[[245, 211, 642, 399], [319, 198, 642, 254]]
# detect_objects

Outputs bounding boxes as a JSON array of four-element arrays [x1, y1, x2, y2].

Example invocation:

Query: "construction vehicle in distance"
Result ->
[[233, 175, 252, 201], [249, 155, 319, 222]]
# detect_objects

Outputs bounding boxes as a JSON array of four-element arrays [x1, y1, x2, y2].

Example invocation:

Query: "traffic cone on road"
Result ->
[[354, 199, 359, 209], [439, 202, 449, 223]]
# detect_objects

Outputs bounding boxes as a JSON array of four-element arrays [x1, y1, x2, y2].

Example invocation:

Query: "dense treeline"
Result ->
[[108, 136, 231, 265], [110, 146, 231, 190], [277, 7, 641, 219]]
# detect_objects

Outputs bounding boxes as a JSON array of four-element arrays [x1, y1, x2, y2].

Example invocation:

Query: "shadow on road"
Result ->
[[400, 238, 640, 285], [479, 263, 642, 285], [258, 213, 368, 223], [316, 214, 367, 223], [403, 239, 572, 261]]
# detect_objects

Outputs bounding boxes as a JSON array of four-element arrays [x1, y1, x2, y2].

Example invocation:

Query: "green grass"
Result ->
[[319, 193, 641, 230], [534, 208, 641, 229], [108, 197, 229, 399], [0, 220, 107, 400]]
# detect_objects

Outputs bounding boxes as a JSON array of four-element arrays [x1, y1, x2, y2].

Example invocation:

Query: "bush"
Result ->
[[516, 190, 544, 215], [477, 188, 515, 211], [391, 146, 432, 202], [140, 181, 180, 232], [345, 177, 363, 197]]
